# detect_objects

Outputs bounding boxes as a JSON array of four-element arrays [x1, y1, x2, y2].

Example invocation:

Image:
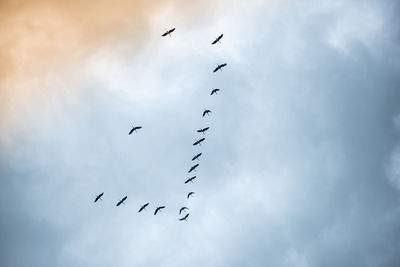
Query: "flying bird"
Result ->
[[211, 88, 220, 95], [179, 207, 189, 214], [179, 213, 189, 221], [193, 138, 205, 146], [138, 203, 149, 213], [116, 196, 127, 206], [94, 192, 104, 203], [129, 126, 142, 135], [203, 109, 212, 117], [197, 127, 209, 134], [211, 34, 223, 45], [154, 206, 166, 215], [185, 176, 196, 184], [187, 192, 195, 199], [192, 153, 202, 161], [188, 164, 199, 173], [213, 63, 227, 72], [162, 28, 175, 36]]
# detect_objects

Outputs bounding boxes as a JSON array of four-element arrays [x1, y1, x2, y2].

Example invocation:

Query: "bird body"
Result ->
[[94, 192, 104, 203], [213, 63, 227, 72], [179, 207, 189, 214], [211, 88, 220, 95], [116, 196, 127, 206], [138, 203, 149, 213], [202, 110, 212, 117], [197, 127, 209, 134], [187, 192, 195, 199], [192, 153, 202, 161], [188, 164, 199, 173], [193, 138, 205, 146], [154, 206, 166, 215], [129, 126, 142, 135], [211, 34, 223, 45], [185, 176, 196, 184], [179, 213, 189, 221], [162, 28, 175, 36]]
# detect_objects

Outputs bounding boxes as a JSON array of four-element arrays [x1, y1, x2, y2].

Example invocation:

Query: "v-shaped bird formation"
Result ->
[[94, 29, 226, 222]]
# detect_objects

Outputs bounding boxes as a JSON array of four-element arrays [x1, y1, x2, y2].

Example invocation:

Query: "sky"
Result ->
[[1, 0, 400, 266]]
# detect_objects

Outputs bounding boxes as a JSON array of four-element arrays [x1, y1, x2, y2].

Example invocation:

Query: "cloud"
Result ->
[[1, 0, 400, 267]]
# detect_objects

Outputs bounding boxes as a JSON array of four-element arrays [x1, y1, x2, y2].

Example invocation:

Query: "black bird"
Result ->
[[213, 63, 227, 72], [211, 34, 223, 45], [94, 192, 104, 203], [162, 28, 175, 36], [192, 153, 202, 161], [188, 164, 199, 173], [211, 88, 220, 95], [185, 176, 196, 184], [154, 206, 166, 215], [197, 127, 209, 134], [179, 213, 189, 221], [187, 192, 195, 199], [116, 196, 127, 206], [203, 109, 212, 117], [138, 203, 149, 213], [179, 207, 189, 214], [129, 126, 142, 135], [193, 138, 205, 146]]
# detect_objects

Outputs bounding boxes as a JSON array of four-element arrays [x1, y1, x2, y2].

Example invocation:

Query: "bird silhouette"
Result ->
[[185, 176, 196, 184], [193, 138, 205, 146], [94, 192, 104, 203], [179, 213, 189, 221], [192, 153, 202, 161], [138, 203, 149, 213], [211, 34, 223, 45], [154, 206, 166, 215], [202, 110, 212, 117], [197, 127, 209, 134], [211, 88, 220, 95], [129, 126, 142, 135], [187, 192, 195, 199], [188, 164, 199, 173], [162, 28, 175, 36], [213, 63, 227, 72], [179, 207, 189, 214], [116, 196, 127, 206]]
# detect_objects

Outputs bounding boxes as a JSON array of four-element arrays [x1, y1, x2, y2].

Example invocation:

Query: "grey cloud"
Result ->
[[1, 0, 400, 267]]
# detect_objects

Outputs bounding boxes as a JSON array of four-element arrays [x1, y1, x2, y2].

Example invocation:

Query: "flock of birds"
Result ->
[[94, 28, 227, 222]]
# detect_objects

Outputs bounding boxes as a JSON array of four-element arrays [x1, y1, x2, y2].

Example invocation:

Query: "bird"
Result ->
[[154, 206, 166, 215], [129, 126, 142, 135], [211, 88, 220, 95], [203, 109, 212, 117], [116, 196, 127, 206], [162, 28, 175, 37], [188, 164, 199, 173], [192, 153, 202, 161], [179, 213, 189, 221], [197, 127, 209, 134], [213, 63, 227, 72], [185, 176, 196, 184], [193, 138, 205, 146], [138, 203, 149, 213], [94, 192, 104, 203], [187, 192, 195, 199], [211, 34, 223, 45], [179, 207, 189, 214]]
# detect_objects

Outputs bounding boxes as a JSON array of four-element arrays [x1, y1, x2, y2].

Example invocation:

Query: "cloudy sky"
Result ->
[[1, 0, 400, 266]]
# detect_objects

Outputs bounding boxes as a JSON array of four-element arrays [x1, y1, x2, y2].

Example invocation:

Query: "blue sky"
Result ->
[[1, 0, 400, 266]]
